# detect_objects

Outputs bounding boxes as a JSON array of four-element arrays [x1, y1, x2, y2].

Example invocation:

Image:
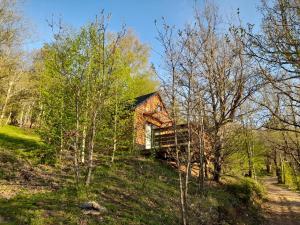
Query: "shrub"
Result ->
[[226, 177, 265, 205]]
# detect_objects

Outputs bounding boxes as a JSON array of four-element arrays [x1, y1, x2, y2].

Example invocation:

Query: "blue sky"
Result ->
[[23, 0, 262, 67]]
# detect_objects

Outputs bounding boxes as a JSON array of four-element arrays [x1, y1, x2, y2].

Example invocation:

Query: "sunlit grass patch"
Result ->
[[0, 125, 48, 163], [0, 126, 265, 225], [0, 125, 41, 143]]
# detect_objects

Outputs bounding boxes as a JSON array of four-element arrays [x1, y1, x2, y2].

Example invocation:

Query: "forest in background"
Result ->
[[0, 0, 300, 224]]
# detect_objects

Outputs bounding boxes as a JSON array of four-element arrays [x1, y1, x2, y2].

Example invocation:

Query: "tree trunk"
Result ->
[[185, 79, 192, 199], [280, 154, 285, 184], [81, 125, 87, 163], [111, 92, 118, 163], [81, 97, 89, 164], [24, 104, 31, 127], [204, 157, 209, 179], [266, 156, 272, 174], [74, 95, 80, 187], [246, 141, 253, 178], [0, 80, 13, 122], [59, 100, 64, 161], [274, 150, 282, 183], [60, 125, 63, 161], [198, 116, 205, 193], [86, 111, 97, 186], [172, 69, 187, 225], [19, 104, 25, 127], [213, 132, 222, 182], [5, 112, 11, 125], [132, 118, 136, 152], [36, 104, 43, 127]]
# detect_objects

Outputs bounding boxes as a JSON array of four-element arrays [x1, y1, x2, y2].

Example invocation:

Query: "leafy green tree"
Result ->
[[38, 15, 157, 186]]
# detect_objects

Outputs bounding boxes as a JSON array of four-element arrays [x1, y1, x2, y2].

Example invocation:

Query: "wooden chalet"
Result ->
[[132, 92, 195, 150], [132, 92, 172, 149], [132, 92, 211, 163]]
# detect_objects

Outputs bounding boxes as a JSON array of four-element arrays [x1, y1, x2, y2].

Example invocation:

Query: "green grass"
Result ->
[[0, 125, 41, 143], [0, 155, 187, 225], [0, 125, 265, 225], [91, 157, 183, 225], [281, 163, 300, 191], [0, 125, 45, 162], [0, 188, 81, 225]]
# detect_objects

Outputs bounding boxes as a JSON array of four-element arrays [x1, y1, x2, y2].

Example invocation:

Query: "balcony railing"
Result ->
[[152, 124, 189, 149]]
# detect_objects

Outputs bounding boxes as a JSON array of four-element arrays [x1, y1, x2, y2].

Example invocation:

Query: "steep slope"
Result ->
[[0, 125, 264, 225]]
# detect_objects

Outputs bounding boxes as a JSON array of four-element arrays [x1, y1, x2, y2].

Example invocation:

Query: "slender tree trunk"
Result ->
[[274, 150, 282, 183], [185, 79, 192, 199], [81, 124, 87, 163], [36, 104, 43, 127], [5, 112, 11, 125], [0, 80, 13, 122], [132, 116, 136, 152], [290, 162, 300, 190], [204, 158, 209, 179], [19, 104, 25, 127], [111, 92, 118, 163], [243, 125, 255, 178], [24, 104, 31, 127], [86, 111, 97, 186], [74, 92, 80, 186], [59, 100, 64, 161], [280, 154, 285, 184], [81, 97, 89, 164], [172, 67, 187, 225], [198, 116, 205, 193], [213, 131, 222, 182], [176, 130, 187, 225], [246, 139, 254, 178], [60, 125, 63, 161], [266, 162, 272, 174]]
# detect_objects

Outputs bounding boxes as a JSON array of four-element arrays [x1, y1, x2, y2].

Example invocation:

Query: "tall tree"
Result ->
[[156, 19, 188, 225], [246, 0, 300, 131], [190, 4, 259, 182], [39, 13, 157, 187], [0, 0, 25, 124]]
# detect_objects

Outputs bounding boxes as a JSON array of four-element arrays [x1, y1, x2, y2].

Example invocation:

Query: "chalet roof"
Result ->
[[133, 92, 157, 108]]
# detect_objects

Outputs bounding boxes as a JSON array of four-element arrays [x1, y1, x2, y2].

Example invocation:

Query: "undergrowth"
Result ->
[[0, 125, 265, 225]]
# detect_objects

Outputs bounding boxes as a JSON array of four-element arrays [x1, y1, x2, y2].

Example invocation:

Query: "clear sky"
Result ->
[[23, 0, 262, 68]]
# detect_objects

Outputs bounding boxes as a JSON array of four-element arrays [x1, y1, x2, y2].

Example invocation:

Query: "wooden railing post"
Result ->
[[151, 125, 154, 150]]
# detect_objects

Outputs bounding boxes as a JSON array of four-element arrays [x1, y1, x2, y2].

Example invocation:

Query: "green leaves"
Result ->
[[38, 17, 158, 162]]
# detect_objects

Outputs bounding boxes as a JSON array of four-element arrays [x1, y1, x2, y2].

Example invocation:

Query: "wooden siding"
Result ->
[[134, 93, 171, 147]]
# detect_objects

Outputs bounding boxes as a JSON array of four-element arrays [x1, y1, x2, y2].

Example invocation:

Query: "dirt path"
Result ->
[[263, 177, 300, 225]]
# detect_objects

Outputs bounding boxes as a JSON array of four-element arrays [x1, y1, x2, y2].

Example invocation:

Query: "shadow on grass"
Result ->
[[89, 158, 181, 225], [0, 133, 43, 151], [0, 188, 86, 225], [0, 131, 53, 165]]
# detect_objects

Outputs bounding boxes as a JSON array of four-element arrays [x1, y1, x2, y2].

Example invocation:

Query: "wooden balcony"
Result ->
[[152, 124, 189, 149], [142, 123, 210, 162]]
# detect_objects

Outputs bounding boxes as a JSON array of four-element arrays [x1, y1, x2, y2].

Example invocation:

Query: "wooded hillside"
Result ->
[[0, 0, 300, 224]]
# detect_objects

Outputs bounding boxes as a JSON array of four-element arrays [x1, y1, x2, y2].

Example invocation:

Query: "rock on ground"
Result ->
[[80, 201, 107, 215]]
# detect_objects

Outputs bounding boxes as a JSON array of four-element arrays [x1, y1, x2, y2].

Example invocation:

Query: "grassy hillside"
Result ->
[[0, 126, 265, 225]]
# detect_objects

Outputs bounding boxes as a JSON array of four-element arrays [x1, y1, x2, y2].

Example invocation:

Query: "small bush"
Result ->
[[226, 177, 265, 205]]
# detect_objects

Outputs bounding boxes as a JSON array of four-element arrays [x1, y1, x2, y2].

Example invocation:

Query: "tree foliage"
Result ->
[[37, 15, 157, 185]]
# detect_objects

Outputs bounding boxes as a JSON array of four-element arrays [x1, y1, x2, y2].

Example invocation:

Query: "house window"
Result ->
[[157, 105, 162, 112]]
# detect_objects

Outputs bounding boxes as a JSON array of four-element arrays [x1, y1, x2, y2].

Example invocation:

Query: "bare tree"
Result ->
[[192, 4, 259, 182], [156, 18, 188, 225], [247, 0, 300, 182], [245, 0, 300, 131], [0, 0, 25, 124]]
